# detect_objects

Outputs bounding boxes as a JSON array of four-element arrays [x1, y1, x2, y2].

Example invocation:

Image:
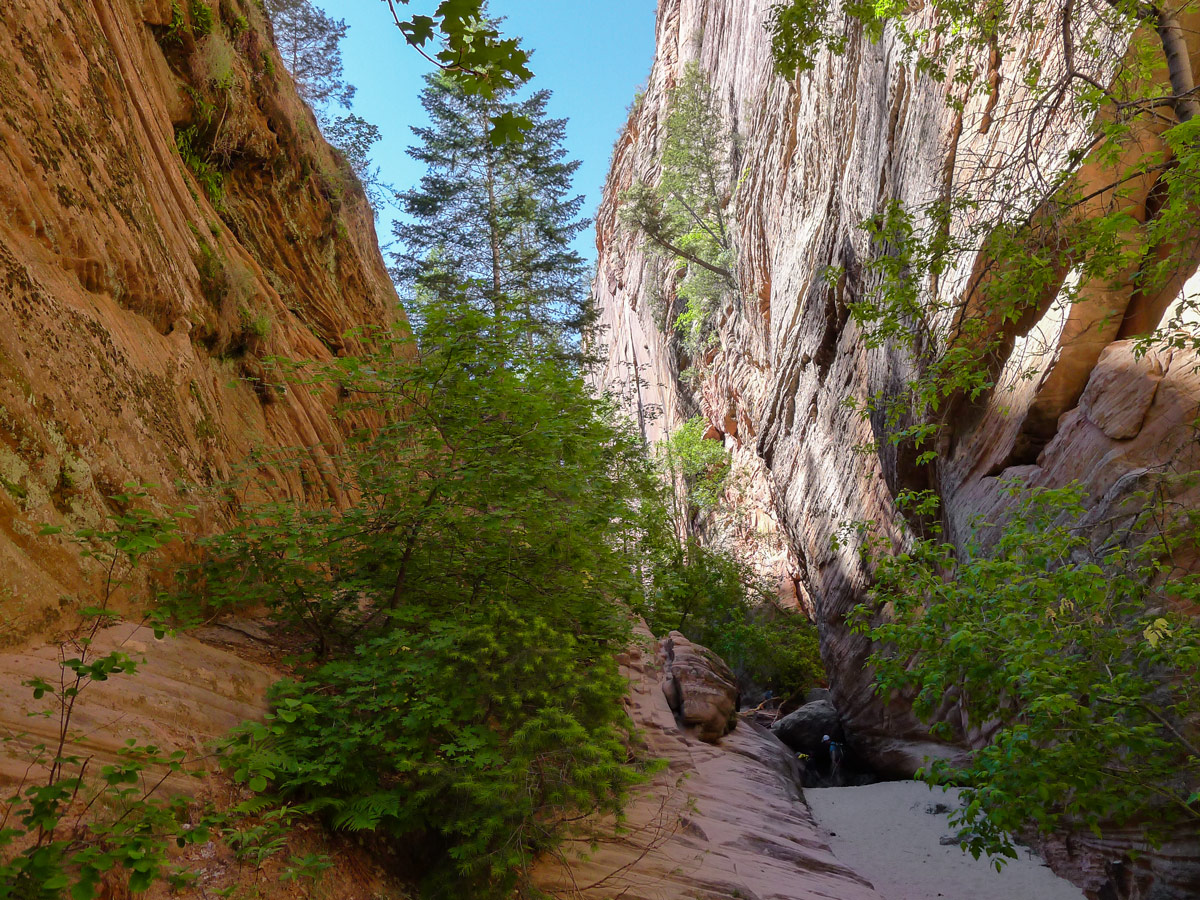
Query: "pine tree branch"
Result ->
[[639, 226, 733, 280]]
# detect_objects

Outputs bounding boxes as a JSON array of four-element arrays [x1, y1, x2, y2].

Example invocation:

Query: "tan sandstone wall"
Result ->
[[593, 2, 1200, 894]]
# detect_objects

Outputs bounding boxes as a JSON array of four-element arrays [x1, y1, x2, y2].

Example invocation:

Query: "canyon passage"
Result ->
[[1, 1, 1198, 899]]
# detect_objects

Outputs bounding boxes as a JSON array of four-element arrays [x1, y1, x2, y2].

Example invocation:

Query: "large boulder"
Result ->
[[659, 632, 739, 743], [771, 699, 843, 759]]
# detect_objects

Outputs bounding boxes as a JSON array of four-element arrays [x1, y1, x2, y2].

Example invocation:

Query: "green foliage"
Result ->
[[269, 0, 532, 144], [265, 0, 355, 108], [660, 415, 730, 512], [239, 306, 271, 340], [0, 490, 215, 900], [620, 62, 736, 355], [765, 1, 1200, 456], [192, 299, 656, 898], [767, 0, 1200, 859], [639, 420, 823, 696], [175, 125, 224, 206], [381, 1, 532, 104], [849, 481, 1200, 860], [189, 0, 216, 38], [765, 0, 835, 78], [165, 1, 188, 43], [323, 114, 391, 210], [638, 536, 822, 695]]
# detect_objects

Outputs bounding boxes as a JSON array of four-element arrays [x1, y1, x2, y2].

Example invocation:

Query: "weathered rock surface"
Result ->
[[660, 630, 739, 742], [0, 621, 411, 900], [0, 0, 396, 644], [533, 634, 883, 900], [0, 622, 273, 791], [592, 0, 1200, 894]]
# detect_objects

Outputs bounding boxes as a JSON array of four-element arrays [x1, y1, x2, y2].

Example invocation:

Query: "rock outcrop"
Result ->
[[659, 630, 739, 742], [533, 634, 882, 900], [771, 699, 842, 758], [592, 0, 1200, 894], [0, 0, 396, 644]]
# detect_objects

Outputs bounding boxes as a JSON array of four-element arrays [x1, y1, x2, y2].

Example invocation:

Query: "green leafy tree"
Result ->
[[848, 481, 1200, 860], [323, 112, 392, 209], [264, 0, 395, 211], [200, 298, 654, 898], [659, 415, 731, 522], [635, 418, 822, 697], [393, 73, 592, 353], [621, 62, 738, 354]]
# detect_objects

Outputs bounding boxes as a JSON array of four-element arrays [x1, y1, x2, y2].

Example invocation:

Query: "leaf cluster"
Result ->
[[636, 535, 823, 696], [1, 496, 219, 900], [850, 480, 1200, 860]]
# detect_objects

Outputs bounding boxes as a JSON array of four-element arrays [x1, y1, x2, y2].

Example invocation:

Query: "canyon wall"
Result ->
[[0, 0, 396, 644], [593, 1, 1200, 895]]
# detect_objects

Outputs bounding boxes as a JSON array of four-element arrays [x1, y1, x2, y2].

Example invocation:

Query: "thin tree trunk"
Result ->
[[485, 140, 503, 316], [1154, 4, 1199, 122], [643, 229, 734, 280]]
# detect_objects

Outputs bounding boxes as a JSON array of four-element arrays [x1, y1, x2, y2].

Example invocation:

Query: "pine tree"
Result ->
[[264, 0, 354, 109], [393, 73, 591, 356]]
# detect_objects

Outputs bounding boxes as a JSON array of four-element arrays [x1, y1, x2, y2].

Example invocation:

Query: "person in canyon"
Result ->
[[823, 734, 845, 785]]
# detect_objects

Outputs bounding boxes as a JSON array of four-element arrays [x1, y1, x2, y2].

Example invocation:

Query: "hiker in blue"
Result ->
[[822, 734, 844, 785]]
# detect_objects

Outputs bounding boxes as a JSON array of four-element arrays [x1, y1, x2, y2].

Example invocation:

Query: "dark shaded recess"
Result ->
[[757, 237, 856, 470], [813, 240, 857, 385]]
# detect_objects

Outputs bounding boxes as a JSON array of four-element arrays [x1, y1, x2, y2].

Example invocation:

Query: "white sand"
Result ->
[[804, 782, 1085, 900]]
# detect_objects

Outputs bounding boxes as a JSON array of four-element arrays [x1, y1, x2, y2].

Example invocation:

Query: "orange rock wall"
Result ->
[[0, 0, 398, 644]]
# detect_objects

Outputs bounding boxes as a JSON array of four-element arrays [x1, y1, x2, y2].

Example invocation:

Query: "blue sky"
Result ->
[[328, 1, 659, 262]]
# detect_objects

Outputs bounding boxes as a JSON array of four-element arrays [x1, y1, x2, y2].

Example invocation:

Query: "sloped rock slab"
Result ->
[[532, 631, 882, 900]]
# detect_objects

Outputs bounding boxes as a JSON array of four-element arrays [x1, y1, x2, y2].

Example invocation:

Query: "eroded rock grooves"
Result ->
[[0, 0, 395, 643], [592, 0, 1200, 895]]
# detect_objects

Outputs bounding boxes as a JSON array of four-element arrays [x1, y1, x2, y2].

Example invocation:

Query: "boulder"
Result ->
[[771, 699, 843, 758], [660, 632, 738, 743]]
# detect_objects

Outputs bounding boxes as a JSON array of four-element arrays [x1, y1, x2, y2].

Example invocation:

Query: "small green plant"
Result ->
[[196, 34, 237, 92], [189, 0, 216, 38], [165, 1, 187, 43], [193, 235, 229, 306], [175, 126, 224, 206], [0, 488, 215, 899], [239, 306, 271, 341]]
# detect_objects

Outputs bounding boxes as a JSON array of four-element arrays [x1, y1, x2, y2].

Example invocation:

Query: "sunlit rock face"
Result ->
[[0, 0, 398, 642], [593, 0, 1200, 894]]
